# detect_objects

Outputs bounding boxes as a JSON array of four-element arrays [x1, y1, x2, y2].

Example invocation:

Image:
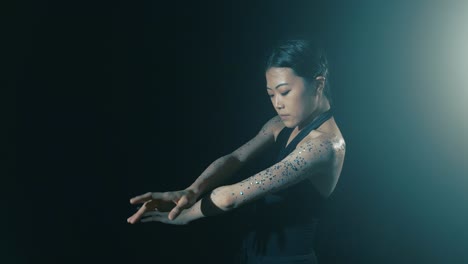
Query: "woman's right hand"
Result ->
[[127, 189, 198, 224]]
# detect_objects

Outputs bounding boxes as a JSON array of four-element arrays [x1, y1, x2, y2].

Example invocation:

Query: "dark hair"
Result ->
[[265, 39, 333, 107]]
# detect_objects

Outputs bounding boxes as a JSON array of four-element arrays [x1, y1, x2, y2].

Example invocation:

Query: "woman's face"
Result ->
[[266, 67, 320, 128]]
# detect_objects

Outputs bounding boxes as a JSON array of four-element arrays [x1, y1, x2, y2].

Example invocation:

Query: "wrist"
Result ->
[[180, 200, 206, 223], [185, 185, 202, 200]]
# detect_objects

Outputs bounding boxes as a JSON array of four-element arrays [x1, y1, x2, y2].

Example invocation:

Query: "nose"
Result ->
[[275, 96, 284, 110]]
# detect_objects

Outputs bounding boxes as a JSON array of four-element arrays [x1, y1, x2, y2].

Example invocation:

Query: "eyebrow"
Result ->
[[266, 83, 289, 90]]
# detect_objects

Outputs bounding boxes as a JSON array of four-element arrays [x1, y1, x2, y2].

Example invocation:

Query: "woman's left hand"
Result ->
[[139, 209, 191, 225]]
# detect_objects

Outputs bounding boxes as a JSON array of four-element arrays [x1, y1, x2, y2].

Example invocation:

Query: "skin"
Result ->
[[128, 67, 346, 224]]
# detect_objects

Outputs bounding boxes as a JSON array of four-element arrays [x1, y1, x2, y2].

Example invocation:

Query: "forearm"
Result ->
[[180, 187, 233, 223], [187, 154, 243, 199]]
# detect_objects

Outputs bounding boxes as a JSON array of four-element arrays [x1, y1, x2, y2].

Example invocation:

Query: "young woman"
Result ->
[[127, 39, 346, 263]]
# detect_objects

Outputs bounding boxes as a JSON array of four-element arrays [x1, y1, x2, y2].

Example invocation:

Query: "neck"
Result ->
[[297, 99, 331, 131]]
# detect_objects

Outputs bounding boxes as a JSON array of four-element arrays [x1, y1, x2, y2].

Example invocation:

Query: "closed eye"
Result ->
[[280, 91, 290, 96]]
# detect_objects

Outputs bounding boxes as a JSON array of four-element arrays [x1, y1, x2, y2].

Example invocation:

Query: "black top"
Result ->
[[239, 109, 334, 264]]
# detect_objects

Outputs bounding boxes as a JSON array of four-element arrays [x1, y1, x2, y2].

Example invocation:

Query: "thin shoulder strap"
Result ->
[[276, 109, 334, 162]]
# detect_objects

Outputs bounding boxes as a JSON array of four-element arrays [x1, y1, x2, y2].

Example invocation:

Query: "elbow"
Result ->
[[200, 190, 233, 217], [219, 195, 236, 211], [212, 186, 237, 211]]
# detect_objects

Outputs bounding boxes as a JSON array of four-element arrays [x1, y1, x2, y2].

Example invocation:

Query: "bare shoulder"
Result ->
[[315, 133, 346, 157], [230, 115, 284, 164], [258, 115, 286, 141], [297, 121, 346, 163], [296, 130, 346, 197]]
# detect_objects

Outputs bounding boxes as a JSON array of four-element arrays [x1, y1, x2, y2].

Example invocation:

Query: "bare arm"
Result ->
[[128, 116, 283, 223], [186, 116, 283, 199], [221, 135, 345, 209], [141, 135, 345, 225]]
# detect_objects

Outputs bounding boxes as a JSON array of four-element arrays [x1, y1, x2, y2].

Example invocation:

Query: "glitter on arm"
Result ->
[[225, 136, 343, 208]]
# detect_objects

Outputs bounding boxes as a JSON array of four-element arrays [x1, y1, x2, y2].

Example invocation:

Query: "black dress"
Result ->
[[238, 109, 334, 264]]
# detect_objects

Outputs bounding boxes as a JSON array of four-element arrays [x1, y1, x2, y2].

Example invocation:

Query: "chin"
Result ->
[[282, 120, 297, 128]]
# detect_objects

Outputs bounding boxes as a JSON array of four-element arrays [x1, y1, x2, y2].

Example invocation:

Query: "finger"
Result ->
[[168, 205, 183, 220], [127, 204, 148, 224], [141, 211, 168, 223], [150, 192, 173, 201], [168, 208, 179, 221], [136, 206, 157, 211], [178, 196, 190, 209], [142, 211, 163, 217], [130, 192, 152, 204], [168, 196, 189, 220]]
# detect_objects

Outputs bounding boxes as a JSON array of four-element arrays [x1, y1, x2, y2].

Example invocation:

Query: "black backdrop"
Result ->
[[10, 1, 468, 264]]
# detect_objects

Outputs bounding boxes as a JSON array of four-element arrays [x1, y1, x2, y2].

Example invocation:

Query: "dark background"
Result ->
[[8, 0, 468, 263]]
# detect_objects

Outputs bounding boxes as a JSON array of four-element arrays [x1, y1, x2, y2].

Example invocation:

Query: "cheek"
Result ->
[[292, 101, 308, 116], [289, 96, 303, 110]]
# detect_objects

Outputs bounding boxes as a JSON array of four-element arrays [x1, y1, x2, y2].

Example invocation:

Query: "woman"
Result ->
[[127, 39, 346, 263]]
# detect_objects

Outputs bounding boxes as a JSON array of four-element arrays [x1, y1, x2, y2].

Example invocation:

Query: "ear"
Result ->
[[315, 76, 326, 93]]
